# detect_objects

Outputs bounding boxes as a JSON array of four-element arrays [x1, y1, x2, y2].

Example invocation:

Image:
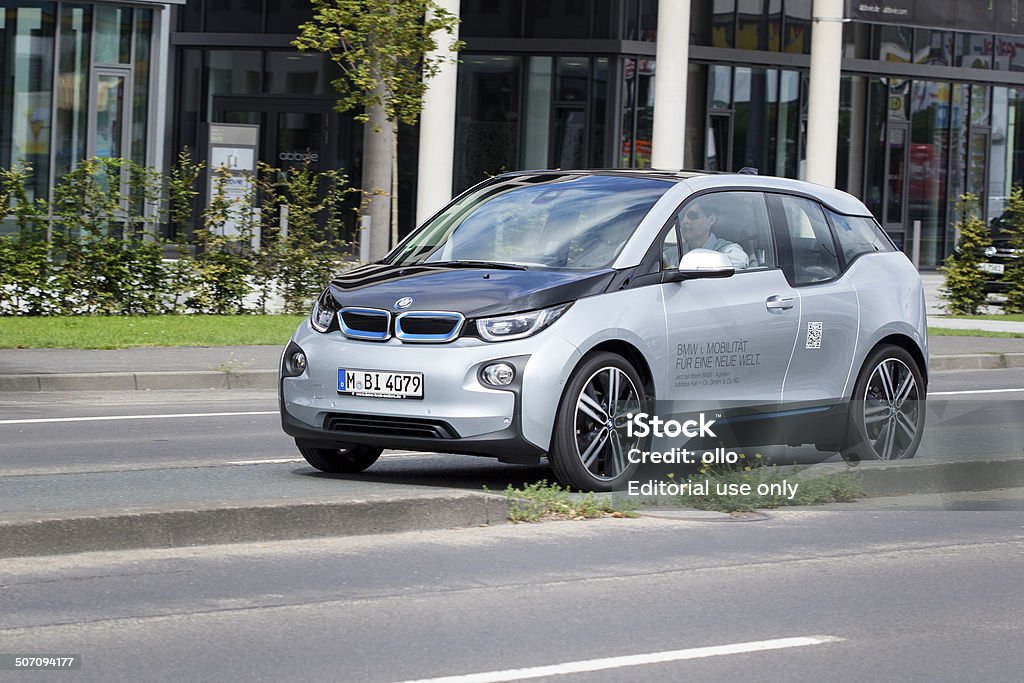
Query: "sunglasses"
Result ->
[[684, 210, 704, 221]]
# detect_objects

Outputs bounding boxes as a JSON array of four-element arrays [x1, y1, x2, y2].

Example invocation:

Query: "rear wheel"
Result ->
[[841, 345, 925, 462], [549, 352, 646, 492], [297, 442, 383, 473]]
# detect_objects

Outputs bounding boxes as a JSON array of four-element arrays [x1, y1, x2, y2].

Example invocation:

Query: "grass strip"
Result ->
[[927, 327, 1024, 339], [0, 315, 306, 349], [503, 480, 638, 522], [939, 314, 1024, 322]]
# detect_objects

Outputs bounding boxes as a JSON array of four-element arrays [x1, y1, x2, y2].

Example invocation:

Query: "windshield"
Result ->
[[387, 174, 672, 270]]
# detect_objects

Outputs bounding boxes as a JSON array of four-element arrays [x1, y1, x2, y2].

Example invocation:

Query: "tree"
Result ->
[[1001, 186, 1024, 314], [294, 0, 462, 260], [939, 193, 991, 315]]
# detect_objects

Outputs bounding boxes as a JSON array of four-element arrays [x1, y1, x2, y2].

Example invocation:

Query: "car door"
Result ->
[[661, 191, 800, 419], [767, 193, 860, 407]]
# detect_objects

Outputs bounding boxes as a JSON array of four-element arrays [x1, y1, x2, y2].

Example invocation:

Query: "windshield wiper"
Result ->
[[429, 260, 529, 270]]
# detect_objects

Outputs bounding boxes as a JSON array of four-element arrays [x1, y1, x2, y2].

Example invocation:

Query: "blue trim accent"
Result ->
[[714, 405, 833, 426], [394, 311, 465, 343], [339, 307, 392, 341]]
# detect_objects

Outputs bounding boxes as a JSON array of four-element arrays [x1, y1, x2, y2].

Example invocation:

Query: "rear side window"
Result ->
[[777, 195, 840, 285], [829, 211, 896, 263]]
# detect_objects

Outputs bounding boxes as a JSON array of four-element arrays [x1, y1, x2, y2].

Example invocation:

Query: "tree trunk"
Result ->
[[361, 90, 393, 261], [390, 124, 399, 249]]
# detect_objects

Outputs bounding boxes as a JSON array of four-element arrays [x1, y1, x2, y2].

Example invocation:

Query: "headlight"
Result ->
[[477, 304, 571, 342], [310, 288, 340, 333]]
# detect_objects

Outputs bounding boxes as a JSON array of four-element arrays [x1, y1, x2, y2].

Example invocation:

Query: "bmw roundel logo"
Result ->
[[394, 296, 414, 310]]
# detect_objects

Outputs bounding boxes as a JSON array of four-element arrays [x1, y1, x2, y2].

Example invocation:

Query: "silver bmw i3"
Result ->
[[280, 170, 928, 491]]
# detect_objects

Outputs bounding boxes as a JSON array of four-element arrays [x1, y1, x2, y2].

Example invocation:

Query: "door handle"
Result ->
[[765, 295, 795, 311]]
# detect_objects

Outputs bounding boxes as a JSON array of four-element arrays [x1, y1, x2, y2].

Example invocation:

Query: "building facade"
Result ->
[[4, 0, 1024, 268]]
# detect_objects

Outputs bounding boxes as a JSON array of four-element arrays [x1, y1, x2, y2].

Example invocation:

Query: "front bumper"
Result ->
[[279, 319, 582, 459]]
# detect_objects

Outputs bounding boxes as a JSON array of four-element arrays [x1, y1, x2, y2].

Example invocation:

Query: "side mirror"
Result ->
[[665, 248, 735, 282]]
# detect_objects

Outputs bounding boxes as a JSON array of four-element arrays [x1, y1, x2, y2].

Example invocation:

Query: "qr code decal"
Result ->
[[806, 321, 823, 349]]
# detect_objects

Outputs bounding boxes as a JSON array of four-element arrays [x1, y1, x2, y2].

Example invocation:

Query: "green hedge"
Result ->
[[0, 152, 353, 316]]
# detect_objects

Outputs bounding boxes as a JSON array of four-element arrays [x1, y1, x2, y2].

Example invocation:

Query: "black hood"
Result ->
[[329, 263, 617, 318]]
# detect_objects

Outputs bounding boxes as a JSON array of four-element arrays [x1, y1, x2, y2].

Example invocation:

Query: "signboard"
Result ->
[[206, 123, 259, 238], [846, 0, 1024, 36]]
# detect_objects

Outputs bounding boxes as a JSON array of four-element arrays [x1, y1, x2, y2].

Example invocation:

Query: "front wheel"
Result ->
[[549, 352, 646, 492], [841, 345, 925, 462], [297, 442, 383, 473]]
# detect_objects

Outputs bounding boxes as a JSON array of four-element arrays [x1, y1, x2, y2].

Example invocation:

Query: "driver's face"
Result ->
[[680, 206, 715, 247]]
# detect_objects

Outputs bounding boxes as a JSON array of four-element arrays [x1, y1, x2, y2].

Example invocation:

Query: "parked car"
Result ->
[[981, 213, 1021, 295], [279, 170, 928, 491]]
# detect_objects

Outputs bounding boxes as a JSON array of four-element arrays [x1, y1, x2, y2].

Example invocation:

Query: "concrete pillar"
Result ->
[[415, 0, 460, 228], [805, 0, 845, 187], [651, 0, 690, 170]]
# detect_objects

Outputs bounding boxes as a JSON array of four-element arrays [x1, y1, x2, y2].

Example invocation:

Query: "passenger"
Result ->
[[679, 201, 749, 269]]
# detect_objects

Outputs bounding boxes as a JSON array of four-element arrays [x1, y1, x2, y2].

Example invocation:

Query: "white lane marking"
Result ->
[[227, 453, 423, 465], [390, 635, 844, 683], [227, 458, 305, 465], [929, 388, 1024, 396], [0, 411, 278, 425]]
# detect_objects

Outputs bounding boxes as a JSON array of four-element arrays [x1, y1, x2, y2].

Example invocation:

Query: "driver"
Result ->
[[679, 201, 749, 269]]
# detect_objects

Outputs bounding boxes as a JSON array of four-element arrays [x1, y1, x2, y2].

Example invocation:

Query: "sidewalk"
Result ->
[[0, 274, 1022, 392]]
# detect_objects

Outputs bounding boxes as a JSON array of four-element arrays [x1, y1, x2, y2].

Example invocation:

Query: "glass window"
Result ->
[[775, 69, 799, 177], [995, 36, 1024, 71], [948, 84, 969, 226], [525, 0, 587, 39], [55, 3, 91, 180], [777, 195, 840, 284], [265, 52, 334, 95], [206, 50, 262, 114], [956, 33, 993, 69], [205, 0, 262, 34], [454, 55, 521, 193], [591, 0, 616, 39], [909, 80, 951, 267], [684, 62, 707, 170], [863, 79, 888, 218], [0, 2, 56, 203], [389, 174, 671, 270], [265, 0, 314, 34], [523, 56, 552, 169], [176, 48, 202, 172], [638, 0, 657, 41], [829, 211, 895, 264], [94, 5, 131, 64], [691, 0, 735, 48], [783, 0, 810, 54], [737, 0, 780, 51], [181, 0, 203, 32], [873, 25, 913, 63], [132, 9, 152, 167], [971, 84, 991, 126], [914, 29, 953, 66], [732, 67, 778, 174], [633, 58, 655, 168], [555, 57, 588, 103], [671, 191, 774, 270], [836, 75, 868, 197], [589, 58, 608, 167], [460, 0, 522, 38]]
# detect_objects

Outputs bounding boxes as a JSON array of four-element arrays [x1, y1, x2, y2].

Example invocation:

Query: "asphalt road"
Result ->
[[0, 368, 1021, 478], [1, 511, 1022, 682]]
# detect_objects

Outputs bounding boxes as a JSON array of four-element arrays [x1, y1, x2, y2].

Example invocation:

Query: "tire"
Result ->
[[297, 442, 383, 473], [841, 345, 925, 463], [549, 352, 647, 492]]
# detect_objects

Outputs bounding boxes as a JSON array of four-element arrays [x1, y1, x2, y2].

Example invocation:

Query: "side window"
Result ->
[[662, 191, 775, 271], [828, 210, 896, 263], [777, 195, 840, 285]]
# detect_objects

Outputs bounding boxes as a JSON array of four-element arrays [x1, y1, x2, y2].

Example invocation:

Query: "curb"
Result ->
[[797, 456, 1024, 498], [0, 491, 509, 559], [1, 354, 1020, 392], [0, 369, 277, 392]]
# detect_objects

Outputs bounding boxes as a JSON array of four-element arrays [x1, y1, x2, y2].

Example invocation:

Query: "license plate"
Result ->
[[979, 262, 1005, 274], [338, 369, 423, 399]]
